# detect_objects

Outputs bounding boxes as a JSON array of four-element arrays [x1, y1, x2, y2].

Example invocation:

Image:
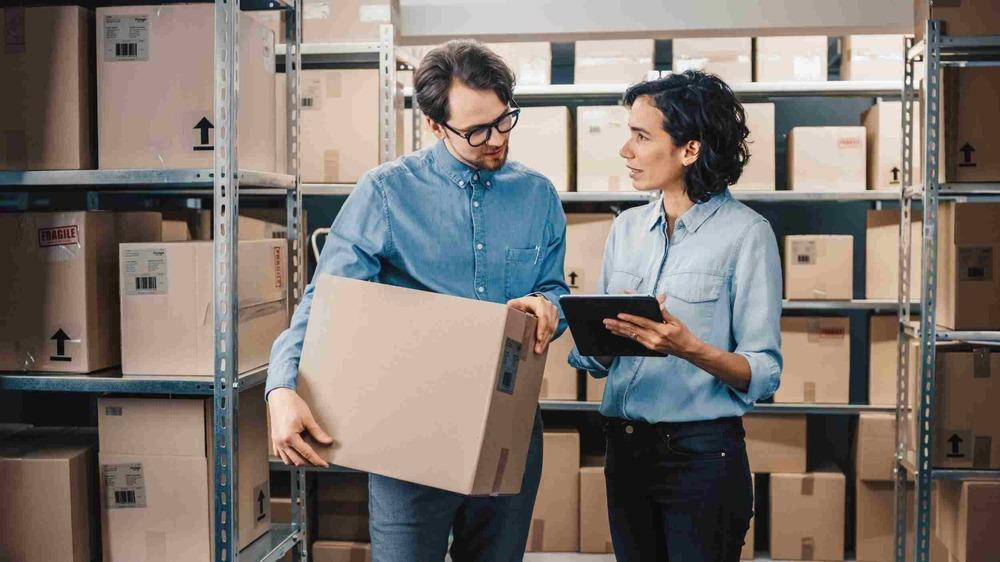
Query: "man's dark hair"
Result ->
[[623, 70, 750, 203], [414, 40, 515, 125]]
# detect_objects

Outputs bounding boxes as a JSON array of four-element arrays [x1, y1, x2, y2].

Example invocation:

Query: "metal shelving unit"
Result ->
[[540, 400, 895, 415], [893, 23, 1000, 562]]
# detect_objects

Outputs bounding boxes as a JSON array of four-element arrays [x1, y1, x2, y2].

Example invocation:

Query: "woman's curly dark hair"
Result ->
[[623, 70, 750, 203]]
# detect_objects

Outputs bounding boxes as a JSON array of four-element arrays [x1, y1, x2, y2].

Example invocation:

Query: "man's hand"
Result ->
[[507, 294, 559, 354], [603, 294, 701, 358], [268, 388, 334, 467]]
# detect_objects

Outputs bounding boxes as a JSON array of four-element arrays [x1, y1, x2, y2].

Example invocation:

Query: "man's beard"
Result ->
[[474, 143, 508, 171]]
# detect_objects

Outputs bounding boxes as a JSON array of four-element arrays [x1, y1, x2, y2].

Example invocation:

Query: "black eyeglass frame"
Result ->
[[439, 102, 521, 147]]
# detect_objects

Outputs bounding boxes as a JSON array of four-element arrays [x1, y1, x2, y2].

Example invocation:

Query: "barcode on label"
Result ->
[[302, 98, 314, 108], [115, 490, 137, 506], [105, 406, 123, 417], [135, 276, 157, 291], [115, 42, 138, 58]]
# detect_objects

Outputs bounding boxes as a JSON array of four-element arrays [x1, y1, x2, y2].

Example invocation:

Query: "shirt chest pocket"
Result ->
[[607, 270, 643, 294], [505, 247, 539, 299], [662, 271, 725, 338]]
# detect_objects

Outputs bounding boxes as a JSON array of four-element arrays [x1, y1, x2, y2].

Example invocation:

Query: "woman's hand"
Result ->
[[603, 294, 702, 358]]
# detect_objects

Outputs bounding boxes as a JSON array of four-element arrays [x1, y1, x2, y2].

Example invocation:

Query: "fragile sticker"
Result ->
[[958, 247, 993, 282], [103, 15, 150, 62], [497, 338, 521, 395], [122, 247, 168, 296], [103, 463, 148, 509], [273, 246, 284, 289], [792, 240, 817, 265], [38, 225, 79, 248]]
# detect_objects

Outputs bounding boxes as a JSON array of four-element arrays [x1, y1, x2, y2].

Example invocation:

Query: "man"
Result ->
[[266, 40, 569, 561]]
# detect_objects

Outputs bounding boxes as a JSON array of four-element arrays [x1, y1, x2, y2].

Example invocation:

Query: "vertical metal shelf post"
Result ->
[[378, 24, 399, 164]]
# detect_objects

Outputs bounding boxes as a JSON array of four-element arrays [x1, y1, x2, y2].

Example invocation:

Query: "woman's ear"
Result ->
[[682, 140, 701, 167]]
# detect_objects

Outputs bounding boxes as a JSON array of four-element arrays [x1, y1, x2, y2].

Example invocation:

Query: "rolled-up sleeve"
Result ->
[[531, 188, 571, 339], [728, 219, 783, 404], [567, 218, 618, 377], [265, 173, 392, 398]]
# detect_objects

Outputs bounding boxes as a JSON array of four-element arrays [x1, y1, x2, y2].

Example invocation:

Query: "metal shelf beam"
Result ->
[[241, 524, 302, 562], [538, 400, 895, 415], [0, 365, 268, 396], [0, 169, 295, 190], [783, 299, 917, 312]]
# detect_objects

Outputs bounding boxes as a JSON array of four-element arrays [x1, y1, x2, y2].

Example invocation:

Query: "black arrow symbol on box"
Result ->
[[946, 433, 965, 457], [256, 489, 267, 521], [891, 167, 900, 182], [959, 143, 976, 167], [194, 117, 214, 151], [568, 271, 579, 287], [50, 329, 71, 362]]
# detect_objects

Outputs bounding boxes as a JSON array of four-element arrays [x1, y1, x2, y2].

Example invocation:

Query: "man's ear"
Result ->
[[683, 140, 701, 167], [426, 116, 446, 140]]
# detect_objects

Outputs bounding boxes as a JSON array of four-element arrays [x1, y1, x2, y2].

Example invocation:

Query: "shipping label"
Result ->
[[958, 247, 993, 281], [273, 246, 284, 289], [103, 15, 150, 62], [103, 463, 148, 509], [792, 240, 817, 265], [497, 337, 521, 395], [301, 77, 323, 111], [122, 247, 168, 296]]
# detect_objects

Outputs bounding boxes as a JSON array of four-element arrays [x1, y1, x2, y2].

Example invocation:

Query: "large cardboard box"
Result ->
[[484, 42, 551, 86], [788, 127, 867, 191], [935, 202, 1000, 330], [869, 315, 901, 406], [96, 5, 275, 171], [119, 239, 288, 377], [575, 40, 654, 85], [302, 0, 396, 42], [672, 38, 752, 83], [784, 234, 854, 300], [98, 392, 271, 559], [161, 209, 289, 242], [770, 471, 846, 561], [741, 475, 756, 560], [586, 376, 606, 402], [866, 208, 922, 300], [0, 212, 161, 373], [299, 69, 402, 183], [863, 101, 907, 191], [527, 429, 580, 552], [317, 472, 370, 542], [508, 106, 572, 192], [928, 346, 1000, 469], [914, 0, 1000, 40], [777, 317, 850, 404], [856, 480, 914, 562], [856, 413, 898, 482], [732, 103, 776, 191], [566, 213, 614, 293], [842, 35, 905, 81], [576, 106, 632, 192], [0, 7, 94, 171], [313, 541, 372, 562], [540, 332, 577, 400], [579, 465, 612, 554], [755, 36, 828, 82], [0, 429, 96, 562], [935, 481, 1000, 562], [743, 414, 807, 473], [935, 68, 1000, 183], [298, 276, 546, 495]]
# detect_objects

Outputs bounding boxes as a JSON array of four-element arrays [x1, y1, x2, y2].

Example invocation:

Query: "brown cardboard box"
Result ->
[[299, 69, 403, 183], [869, 315, 901, 406], [0, 7, 94, 171], [784, 235, 854, 300], [770, 471, 846, 561], [935, 202, 1000, 330], [777, 317, 850, 404], [119, 239, 288, 377], [540, 332, 578, 400], [271, 497, 291, 524], [317, 472, 370, 542], [743, 415, 807, 473], [866, 208, 922, 300], [732, 103, 776, 191], [841, 35, 906, 81], [508, 106, 572, 192], [160, 209, 288, 242], [672, 38, 753, 83], [298, 276, 546, 495], [98, 391, 271, 559], [96, 5, 275, 171], [313, 541, 372, 562], [302, 0, 396, 42], [576, 106, 632, 192], [863, 101, 906, 191], [914, 0, 1000, 40], [579, 465, 612, 554], [586, 376, 606, 402], [566, 214, 614, 293], [935, 481, 1000, 562], [856, 413, 898, 482], [856, 480, 914, 562], [527, 429, 580, 552], [575, 40, 654, 85], [755, 36, 828, 82], [930, 346, 1000, 469], [0, 212, 161, 373], [936, 68, 1000, 183], [0, 429, 96, 562], [741, 475, 755, 560], [484, 42, 551, 86], [788, 127, 867, 191]]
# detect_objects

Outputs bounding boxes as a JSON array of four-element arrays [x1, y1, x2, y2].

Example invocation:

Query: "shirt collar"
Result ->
[[645, 189, 731, 233], [429, 139, 497, 190]]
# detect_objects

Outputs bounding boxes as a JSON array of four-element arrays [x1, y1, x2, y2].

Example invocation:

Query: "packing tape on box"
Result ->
[[801, 537, 815, 560], [490, 447, 510, 496], [801, 475, 814, 496], [324, 150, 340, 182], [803, 382, 816, 403], [145, 530, 167, 562], [529, 519, 545, 551], [974, 436, 992, 468], [973, 348, 992, 379]]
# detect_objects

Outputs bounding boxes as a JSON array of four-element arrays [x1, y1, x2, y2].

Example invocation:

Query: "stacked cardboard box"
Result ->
[[672, 38, 752, 83], [574, 40, 654, 85], [869, 315, 903, 406], [313, 541, 372, 562], [317, 473, 370, 541], [841, 35, 906, 81], [743, 415, 807, 474], [579, 464, 612, 554], [927, 346, 1000, 470], [300, 0, 396, 42], [732, 103, 776, 191], [934, 481, 1000, 562], [777, 317, 850, 404], [528, 429, 581, 552], [862, 100, 917, 191], [160, 209, 289, 242], [576, 106, 632, 192], [935, 202, 1000, 330], [928, 68, 1000, 183], [507, 106, 572, 192], [855, 414, 915, 561], [770, 471, 846, 561], [0, 6, 95, 171], [96, 5, 276, 171], [484, 42, 552, 85], [755, 36, 828, 82], [914, 0, 1000, 40], [865, 208, 922, 301], [784, 235, 854, 300], [788, 127, 867, 191]]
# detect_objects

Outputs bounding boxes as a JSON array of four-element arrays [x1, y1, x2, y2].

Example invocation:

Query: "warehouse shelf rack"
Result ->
[[540, 400, 896, 415], [1, 0, 309, 560], [893, 22, 1000, 562]]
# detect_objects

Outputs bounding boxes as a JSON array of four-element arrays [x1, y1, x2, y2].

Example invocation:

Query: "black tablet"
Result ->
[[559, 294, 666, 357]]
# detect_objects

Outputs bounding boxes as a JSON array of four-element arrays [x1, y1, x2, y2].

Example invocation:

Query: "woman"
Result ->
[[569, 70, 783, 561]]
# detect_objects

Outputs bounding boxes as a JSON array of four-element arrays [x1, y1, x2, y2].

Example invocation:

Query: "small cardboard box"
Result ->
[[755, 36, 828, 82], [672, 38, 752, 83], [508, 106, 572, 192], [566, 214, 615, 294], [312, 541, 372, 562], [770, 471, 846, 561], [914, 0, 1000, 40], [788, 127, 867, 192], [301, 0, 396, 42], [576, 106, 632, 192], [527, 429, 580, 552], [732, 103, 776, 191], [484, 42, 551, 86], [298, 276, 547, 495], [929, 346, 1000, 470], [934, 481, 1000, 562], [574, 40, 654, 85], [0, 6, 95, 171], [586, 375, 606, 403], [935, 202, 1000, 330], [869, 315, 902, 406], [856, 479, 914, 562], [743, 415, 807, 474], [784, 234, 854, 300], [317, 472, 370, 542], [865, 208, 922, 300], [119, 239, 289, 377], [856, 413, 898, 482], [540, 332, 578, 401], [841, 35, 906, 81], [862, 100, 913, 191], [777, 316, 850, 404], [579, 465, 613, 554], [96, 4, 275, 171]]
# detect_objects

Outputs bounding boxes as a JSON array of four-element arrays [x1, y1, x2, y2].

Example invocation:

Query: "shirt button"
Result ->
[[477, 286, 485, 293], [625, 425, 634, 434], [458, 180, 465, 187], [486, 181, 492, 187], [473, 201, 480, 208], [476, 243, 484, 250]]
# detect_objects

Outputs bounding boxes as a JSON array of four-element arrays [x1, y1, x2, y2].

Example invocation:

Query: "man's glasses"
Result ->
[[440, 103, 521, 147]]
